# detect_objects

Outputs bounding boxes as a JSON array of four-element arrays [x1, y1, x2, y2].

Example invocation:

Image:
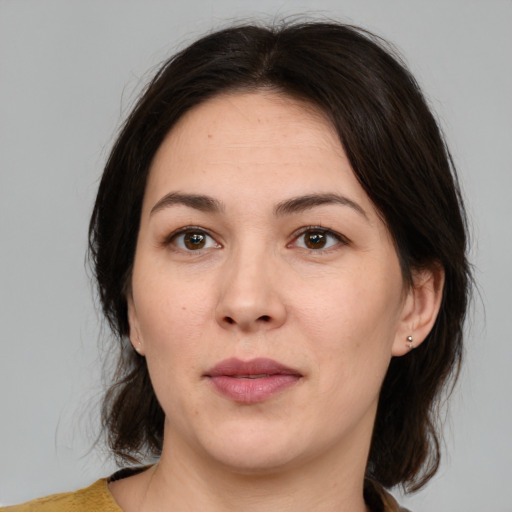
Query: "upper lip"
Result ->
[[205, 357, 302, 377]]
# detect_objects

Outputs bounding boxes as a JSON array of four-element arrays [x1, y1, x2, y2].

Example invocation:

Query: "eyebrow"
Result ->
[[274, 193, 368, 219], [150, 191, 368, 219], [150, 192, 224, 216]]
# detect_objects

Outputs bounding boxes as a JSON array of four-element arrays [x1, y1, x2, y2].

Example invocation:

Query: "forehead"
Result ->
[[195, 91, 332, 135], [143, 91, 374, 217], [159, 91, 342, 158]]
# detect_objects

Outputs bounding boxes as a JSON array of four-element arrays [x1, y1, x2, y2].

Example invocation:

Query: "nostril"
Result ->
[[220, 314, 275, 327]]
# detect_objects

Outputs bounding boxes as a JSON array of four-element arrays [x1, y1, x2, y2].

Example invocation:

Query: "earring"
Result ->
[[407, 335, 414, 350], [134, 341, 142, 354]]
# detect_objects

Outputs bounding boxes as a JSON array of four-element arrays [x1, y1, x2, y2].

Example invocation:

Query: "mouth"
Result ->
[[232, 374, 273, 379], [205, 358, 302, 403]]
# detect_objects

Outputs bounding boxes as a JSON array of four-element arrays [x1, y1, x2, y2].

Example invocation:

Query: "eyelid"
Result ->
[[165, 226, 222, 251], [289, 226, 350, 250]]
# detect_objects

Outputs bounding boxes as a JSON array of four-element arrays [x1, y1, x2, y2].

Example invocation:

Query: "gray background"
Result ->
[[1, 1, 511, 510]]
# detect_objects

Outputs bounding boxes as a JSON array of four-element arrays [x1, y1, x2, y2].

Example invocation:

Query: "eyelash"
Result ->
[[164, 226, 349, 253], [166, 226, 220, 252], [289, 226, 349, 252]]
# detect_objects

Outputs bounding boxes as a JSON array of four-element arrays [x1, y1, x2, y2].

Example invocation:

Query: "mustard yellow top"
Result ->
[[1, 470, 409, 512], [1, 479, 120, 512]]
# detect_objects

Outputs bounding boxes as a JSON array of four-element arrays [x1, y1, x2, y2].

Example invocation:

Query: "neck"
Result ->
[[142, 433, 371, 512]]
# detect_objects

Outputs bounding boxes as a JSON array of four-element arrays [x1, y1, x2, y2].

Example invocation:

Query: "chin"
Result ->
[[196, 423, 312, 475], [210, 447, 301, 476]]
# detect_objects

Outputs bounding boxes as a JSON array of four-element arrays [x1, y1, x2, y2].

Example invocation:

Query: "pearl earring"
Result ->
[[407, 335, 414, 350]]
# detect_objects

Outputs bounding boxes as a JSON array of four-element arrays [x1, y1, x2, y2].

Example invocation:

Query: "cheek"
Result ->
[[298, 272, 402, 343], [134, 259, 212, 330], [297, 285, 401, 432], [294, 263, 403, 380], [134, 279, 211, 416], [132, 268, 216, 374]]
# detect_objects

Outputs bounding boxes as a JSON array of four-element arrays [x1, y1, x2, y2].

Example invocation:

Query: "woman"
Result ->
[[3, 21, 471, 512]]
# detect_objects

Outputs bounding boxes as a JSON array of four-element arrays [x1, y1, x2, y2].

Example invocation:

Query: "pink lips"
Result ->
[[205, 358, 302, 403]]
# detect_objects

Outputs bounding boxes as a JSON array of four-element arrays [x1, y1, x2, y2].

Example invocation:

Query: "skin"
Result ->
[[110, 91, 443, 512]]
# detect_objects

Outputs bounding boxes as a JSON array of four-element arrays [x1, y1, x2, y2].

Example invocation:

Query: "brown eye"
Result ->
[[171, 229, 220, 251], [292, 228, 344, 251], [184, 232, 206, 250], [304, 231, 327, 249]]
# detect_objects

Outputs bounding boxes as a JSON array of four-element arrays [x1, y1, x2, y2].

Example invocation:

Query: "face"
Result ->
[[128, 92, 414, 474]]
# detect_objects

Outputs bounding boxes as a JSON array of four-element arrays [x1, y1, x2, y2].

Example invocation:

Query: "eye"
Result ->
[[292, 228, 346, 250], [170, 228, 220, 251]]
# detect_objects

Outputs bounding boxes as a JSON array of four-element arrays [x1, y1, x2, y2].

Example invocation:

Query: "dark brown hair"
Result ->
[[89, 21, 471, 491]]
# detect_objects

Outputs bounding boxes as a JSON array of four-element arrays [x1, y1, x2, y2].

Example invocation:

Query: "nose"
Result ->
[[215, 247, 287, 332]]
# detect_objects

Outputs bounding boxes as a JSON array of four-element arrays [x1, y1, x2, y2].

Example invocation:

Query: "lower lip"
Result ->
[[208, 374, 300, 403]]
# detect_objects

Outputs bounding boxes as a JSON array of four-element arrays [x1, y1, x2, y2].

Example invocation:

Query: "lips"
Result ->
[[205, 358, 302, 403]]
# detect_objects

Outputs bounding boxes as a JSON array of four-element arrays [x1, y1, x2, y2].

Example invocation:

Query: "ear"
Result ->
[[127, 293, 145, 356], [392, 264, 445, 357]]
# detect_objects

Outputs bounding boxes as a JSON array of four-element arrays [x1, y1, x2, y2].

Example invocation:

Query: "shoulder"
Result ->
[[1, 478, 121, 512]]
